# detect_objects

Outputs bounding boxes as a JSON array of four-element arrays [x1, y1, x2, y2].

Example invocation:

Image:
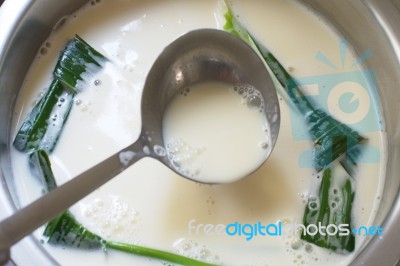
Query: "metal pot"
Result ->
[[0, 0, 399, 265]]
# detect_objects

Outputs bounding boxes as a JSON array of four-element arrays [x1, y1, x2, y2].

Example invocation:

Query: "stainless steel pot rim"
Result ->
[[0, 1, 60, 264], [1, 0, 400, 265], [347, 1, 400, 265]]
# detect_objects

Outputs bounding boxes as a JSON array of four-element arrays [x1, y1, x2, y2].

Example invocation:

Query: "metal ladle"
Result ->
[[0, 29, 280, 258]]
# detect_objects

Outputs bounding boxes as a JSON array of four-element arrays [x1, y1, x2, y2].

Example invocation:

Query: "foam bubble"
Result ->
[[307, 199, 319, 211], [291, 239, 302, 250], [119, 150, 136, 166], [40, 47, 48, 55], [232, 84, 265, 113], [143, 145, 150, 155], [305, 244, 313, 253], [260, 142, 269, 150], [153, 145, 167, 157]]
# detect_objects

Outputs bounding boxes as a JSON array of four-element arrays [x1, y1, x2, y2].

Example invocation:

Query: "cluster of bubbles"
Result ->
[[306, 185, 343, 212], [40, 42, 52, 56], [280, 218, 319, 265], [165, 138, 205, 178], [47, 94, 72, 129], [329, 187, 343, 210], [179, 87, 191, 96], [82, 195, 139, 243], [233, 84, 275, 153], [173, 239, 219, 264], [232, 84, 265, 113]]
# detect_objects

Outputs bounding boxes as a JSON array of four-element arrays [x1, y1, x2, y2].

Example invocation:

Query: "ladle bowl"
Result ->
[[135, 28, 280, 182], [0, 28, 279, 256]]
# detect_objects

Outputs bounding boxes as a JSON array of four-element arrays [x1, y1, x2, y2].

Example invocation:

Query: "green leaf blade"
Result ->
[[53, 35, 108, 92], [43, 211, 105, 250], [13, 35, 107, 153], [301, 169, 355, 252], [106, 242, 217, 266], [13, 80, 74, 153]]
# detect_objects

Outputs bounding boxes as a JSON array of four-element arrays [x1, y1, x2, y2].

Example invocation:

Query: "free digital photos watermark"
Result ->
[[187, 219, 383, 241]]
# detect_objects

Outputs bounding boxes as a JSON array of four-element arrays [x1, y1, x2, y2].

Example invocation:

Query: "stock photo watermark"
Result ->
[[287, 38, 381, 168], [187, 219, 384, 241]]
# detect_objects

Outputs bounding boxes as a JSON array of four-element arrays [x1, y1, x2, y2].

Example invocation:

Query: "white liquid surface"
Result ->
[[9, 0, 386, 265], [163, 81, 271, 183]]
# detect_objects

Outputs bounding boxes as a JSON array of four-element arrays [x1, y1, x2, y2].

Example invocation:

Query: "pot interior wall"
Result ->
[[0, 0, 88, 205], [0, 0, 89, 264]]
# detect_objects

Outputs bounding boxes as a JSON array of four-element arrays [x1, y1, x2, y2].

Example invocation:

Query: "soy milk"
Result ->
[[163, 81, 271, 183], [10, 0, 386, 265]]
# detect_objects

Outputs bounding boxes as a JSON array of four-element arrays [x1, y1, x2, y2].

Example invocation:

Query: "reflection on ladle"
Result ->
[[0, 29, 280, 254]]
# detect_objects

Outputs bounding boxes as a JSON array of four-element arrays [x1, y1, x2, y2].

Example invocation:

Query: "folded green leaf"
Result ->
[[44, 211, 105, 250], [301, 168, 355, 252], [13, 35, 107, 153], [13, 80, 74, 153], [222, 3, 366, 170], [54, 35, 107, 92]]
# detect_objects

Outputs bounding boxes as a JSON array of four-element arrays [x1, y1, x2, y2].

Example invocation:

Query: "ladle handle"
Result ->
[[0, 140, 144, 252]]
